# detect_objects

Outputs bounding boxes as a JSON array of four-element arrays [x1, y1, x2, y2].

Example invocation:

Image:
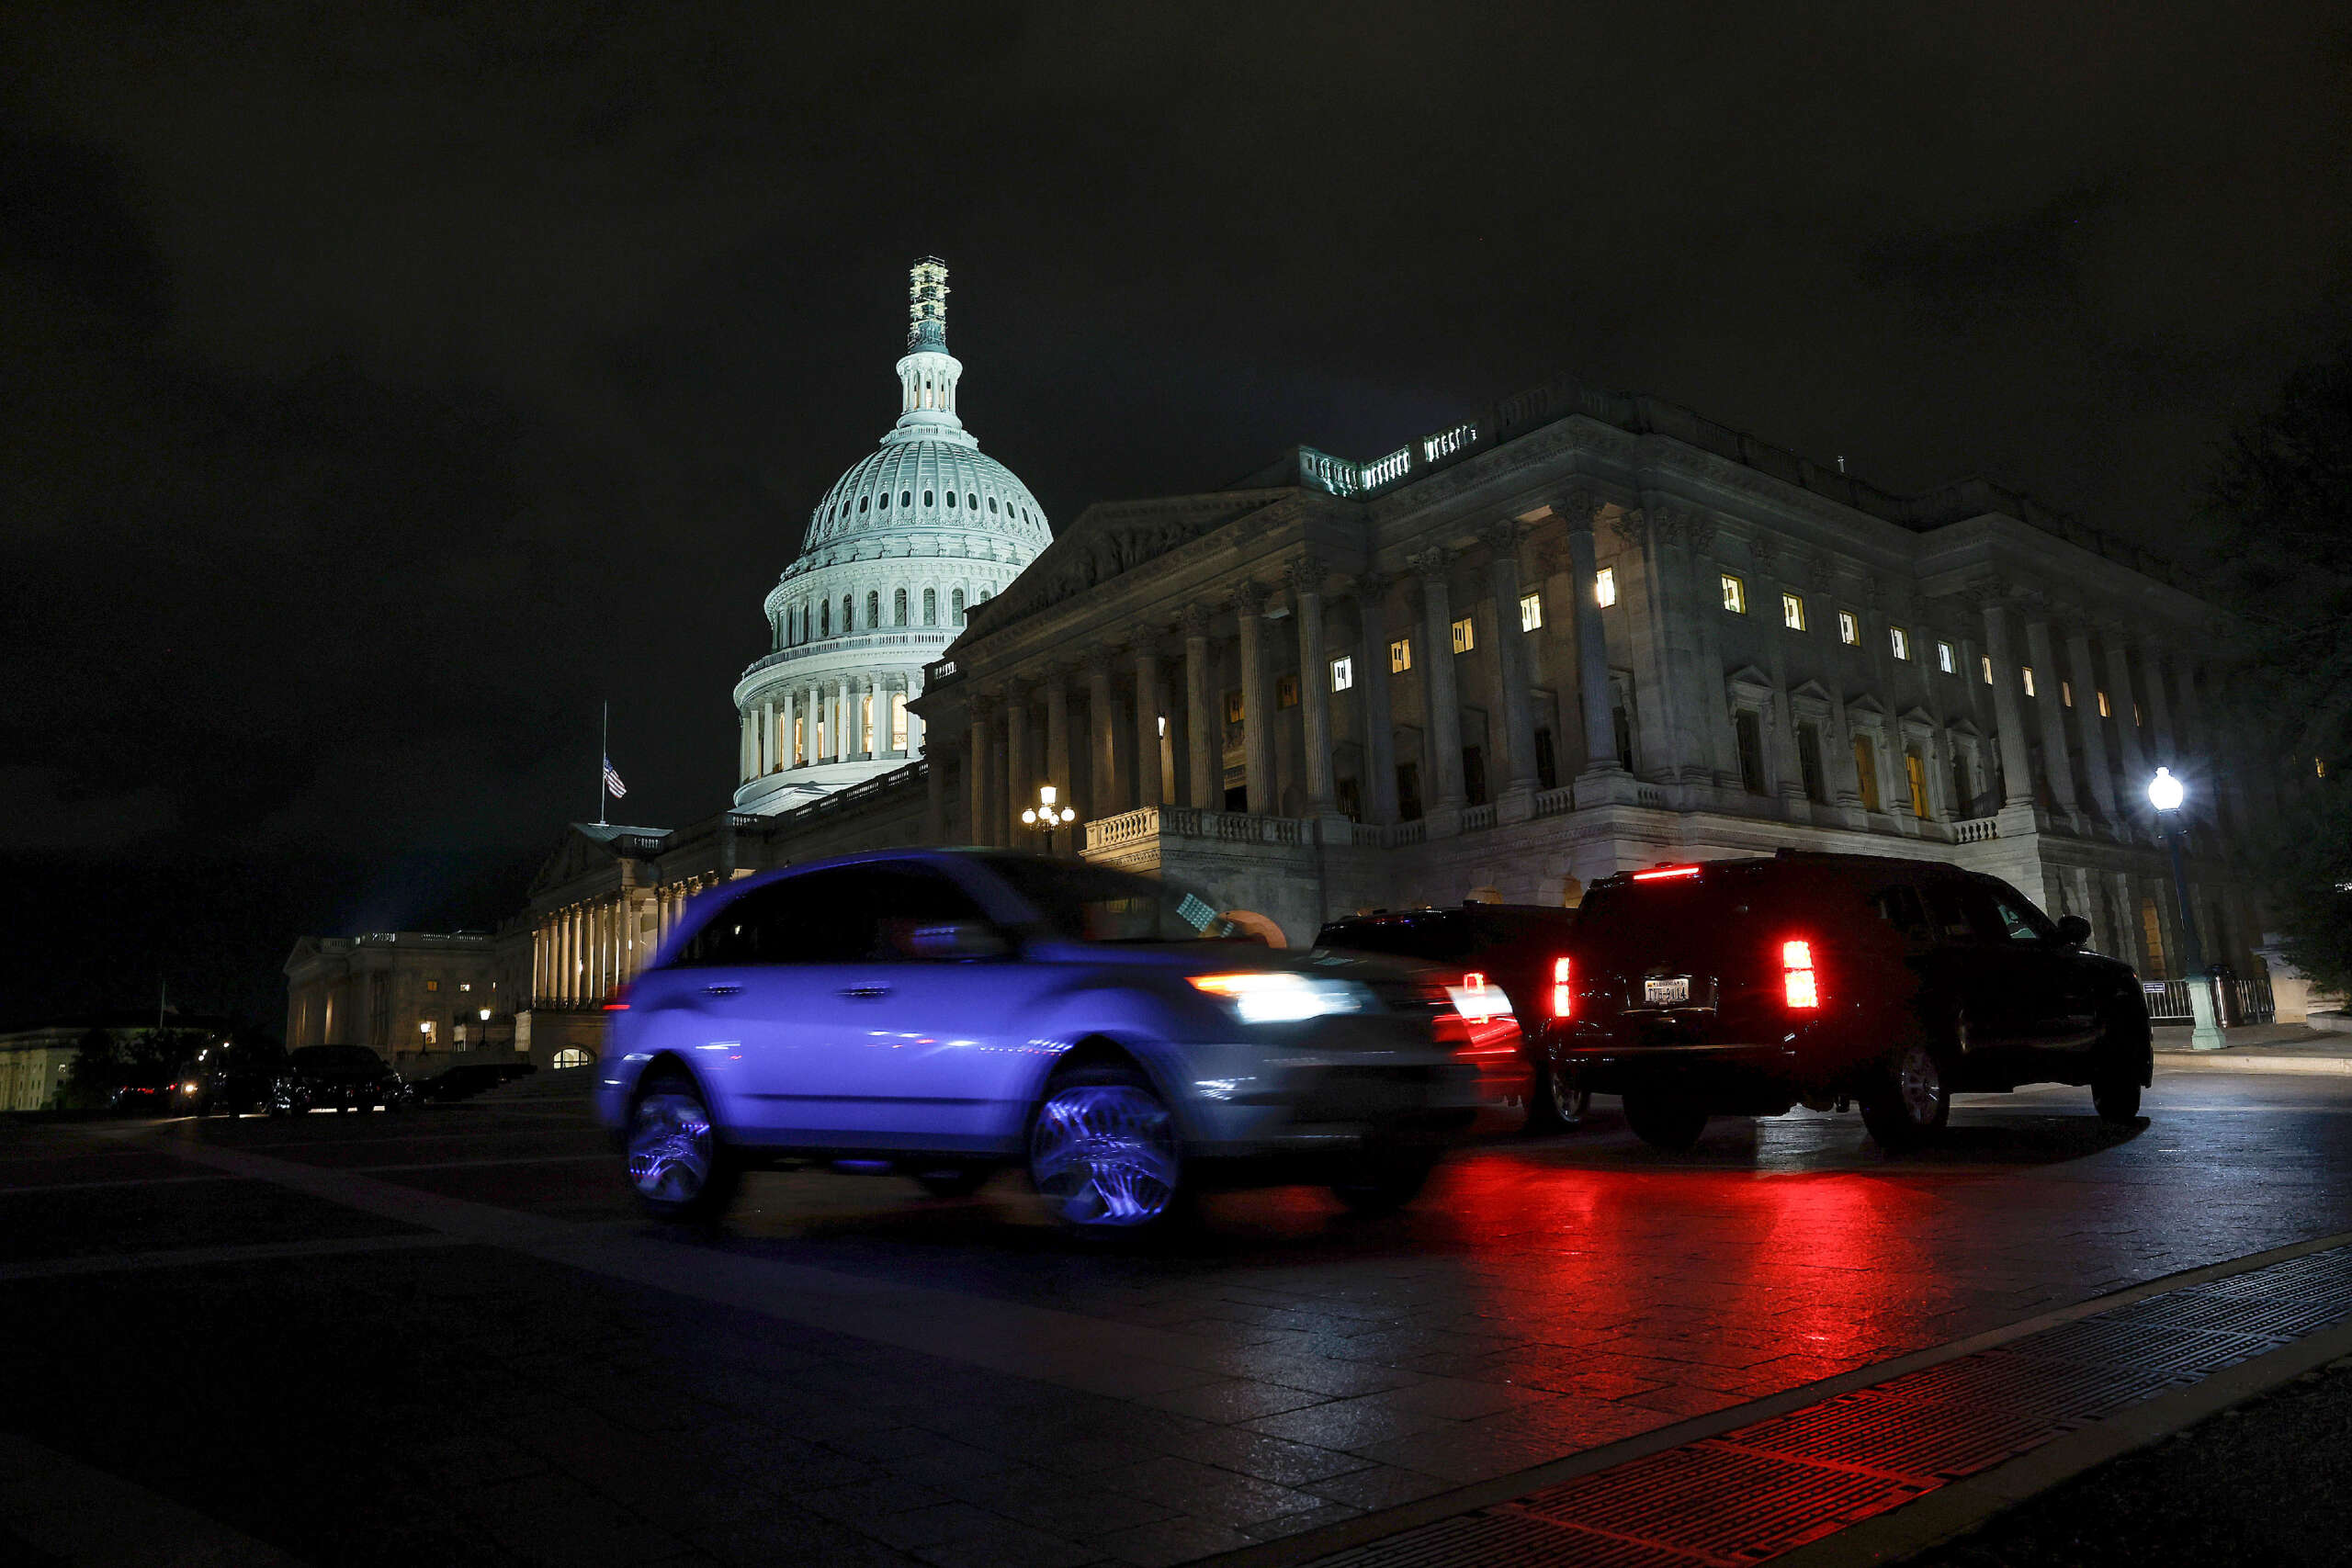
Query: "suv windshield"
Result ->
[[1316, 912, 1479, 961], [979, 856, 1245, 943]]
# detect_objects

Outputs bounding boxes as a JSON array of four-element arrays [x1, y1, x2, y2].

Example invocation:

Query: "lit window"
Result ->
[[1390, 637, 1412, 673], [1838, 610, 1860, 645], [1519, 591, 1544, 632], [2098, 690, 2110, 718], [1225, 691, 1244, 724], [1937, 641, 1956, 674], [425, 980, 439, 993], [1890, 626, 1911, 661], [2319, 758, 2329, 778], [459, 982, 470, 991], [1594, 567, 1617, 607], [1330, 655, 1354, 692], [1720, 573, 1747, 614], [2022, 666, 2037, 697], [1451, 615, 1476, 654], [1276, 674, 1300, 709], [2062, 681, 2074, 707], [1157, 715, 1166, 736], [891, 694, 908, 750], [1981, 655, 1994, 684], [1781, 592, 1805, 631]]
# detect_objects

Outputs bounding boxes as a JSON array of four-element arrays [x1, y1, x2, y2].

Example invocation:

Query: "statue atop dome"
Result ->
[[908, 256, 949, 353]]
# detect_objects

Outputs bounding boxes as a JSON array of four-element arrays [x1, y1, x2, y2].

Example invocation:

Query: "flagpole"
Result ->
[[600, 702, 609, 826]]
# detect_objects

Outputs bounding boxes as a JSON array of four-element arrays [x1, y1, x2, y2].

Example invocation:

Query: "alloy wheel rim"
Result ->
[[628, 1091, 714, 1201], [1897, 1042, 1943, 1123], [1030, 1085, 1179, 1226], [1549, 1065, 1582, 1122]]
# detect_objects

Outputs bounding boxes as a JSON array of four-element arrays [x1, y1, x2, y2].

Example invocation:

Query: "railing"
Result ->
[[2225, 972, 2276, 1026], [1460, 803, 1498, 831], [1389, 819, 1428, 847], [1951, 817, 2001, 844], [738, 631, 952, 683], [1084, 807, 1164, 851], [1532, 784, 1577, 818], [767, 761, 925, 827], [2143, 973, 2278, 1027], [2143, 979, 2193, 1024], [1084, 807, 1307, 852], [1636, 785, 1668, 809]]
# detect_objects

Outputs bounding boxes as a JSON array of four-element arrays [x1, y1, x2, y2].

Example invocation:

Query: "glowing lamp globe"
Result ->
[[2148, 767, 2184, 812]]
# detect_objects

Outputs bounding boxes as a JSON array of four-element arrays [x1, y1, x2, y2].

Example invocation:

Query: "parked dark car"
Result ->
[[411, 1061, 537, 1103], [267, 1045, 408, 1116], [1547, 852, 2152, 1151], [107, 1067, 176, 1115], [176, 1039, 289, 1116], [1316, 903, 1583, 1129]]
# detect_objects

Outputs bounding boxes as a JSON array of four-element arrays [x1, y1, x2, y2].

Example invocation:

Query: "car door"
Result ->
[[649, 874, 830, 1137], [1966, 878, 2089, 1054], [752, 861, 1055, 1153]]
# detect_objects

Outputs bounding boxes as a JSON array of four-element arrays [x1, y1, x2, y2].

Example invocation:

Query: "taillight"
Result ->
[[1781, 940, 1820, 1010], [602, 985, 632, 1012], [1633, 864, 1702, 882], [1551, 956, 1572, 1018]]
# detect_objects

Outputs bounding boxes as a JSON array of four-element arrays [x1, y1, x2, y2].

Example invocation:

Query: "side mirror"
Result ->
[[2056, 914, 2091, 946], [900, 920, 1012, 961]]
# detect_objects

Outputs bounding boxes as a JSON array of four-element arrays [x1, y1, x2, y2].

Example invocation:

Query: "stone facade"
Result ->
[[282, 931, 519, 1073], [912, 373, 2266, 973]]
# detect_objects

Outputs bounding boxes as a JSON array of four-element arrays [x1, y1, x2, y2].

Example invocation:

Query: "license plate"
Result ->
[[1643, 976, 1691, 1007]]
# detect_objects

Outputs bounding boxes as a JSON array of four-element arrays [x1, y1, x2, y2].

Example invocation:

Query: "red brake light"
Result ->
[[602, 985, 632, 1012], [1781, 940, 1819, 1010], [1551, 956, 1572, 1018], [1632, 864, 1702, 882]]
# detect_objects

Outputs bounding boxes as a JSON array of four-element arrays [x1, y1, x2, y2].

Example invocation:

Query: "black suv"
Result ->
[[1548, 852, 2151, 1151], [1316, 903, 1588, 1130], [267, 1045, 408, 1116]]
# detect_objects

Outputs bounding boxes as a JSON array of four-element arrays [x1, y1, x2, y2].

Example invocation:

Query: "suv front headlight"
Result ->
[[1188, 972, 1369, 1024]]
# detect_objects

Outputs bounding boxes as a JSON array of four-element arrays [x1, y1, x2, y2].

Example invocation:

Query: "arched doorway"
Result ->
[[551, 1048, 594, 1070], [1218, 909, 1286, 948]]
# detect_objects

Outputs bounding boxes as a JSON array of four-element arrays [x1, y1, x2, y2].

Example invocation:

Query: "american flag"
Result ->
[[602, 756, 628, 798]]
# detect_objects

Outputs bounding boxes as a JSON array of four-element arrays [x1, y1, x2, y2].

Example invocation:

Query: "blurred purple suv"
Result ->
[[595, 850, 1481, 1233]]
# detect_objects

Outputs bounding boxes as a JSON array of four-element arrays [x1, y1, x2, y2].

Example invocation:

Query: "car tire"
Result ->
[[1623, 1089, 1708, 1151], [1329, 1145, 1441, 1213], [2092, 1006, 2150, 1124], [625, 1070, 741, 1224], [1525, 1061, 1591, 1133], [912, 1166, 990, 1200], [1028, 1063, 1187, 1235], [1861, 1036, 1951, 1149]]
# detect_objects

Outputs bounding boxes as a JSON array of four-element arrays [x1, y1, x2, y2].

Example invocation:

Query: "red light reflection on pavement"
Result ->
[[1420, 1145, 1941, 1416]]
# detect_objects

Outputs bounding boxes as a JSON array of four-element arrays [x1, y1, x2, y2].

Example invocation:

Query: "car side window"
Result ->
[[1979, 882, 2057, 945], [1921, 884, 1977, 944], [863, 865, 999, 961], [674, 870, 875, 965], [1869, 885, 1933, 944]]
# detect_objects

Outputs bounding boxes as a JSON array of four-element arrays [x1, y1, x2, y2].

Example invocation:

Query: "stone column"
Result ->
[[1183, 605, 1217, 809], [1085, 649, 1119, 818], [737, 711, 752, 782], [1045, 668, 1072, 803], [2137, 643, 2177, 766], [967, 696, 994, 847], [2064, 627, 2119, 823], [996, 691, 1016, 845], [1005, 680, 1031, 835], [1978, 595, 2036, 812], [1132, 646, 1163, 810], [1288, 558, 1339, 818], [1410, 548, 1468, 823], [1235, 581, 1274, 815], [1561, 498, 1623, 783], [2024, 615, 2080, 822], [2103, 631, 2150, 816], [1354, 573, 1401, 823], [1483, 522, 1540, 818], [922, 737, 945, 841], [908, 667, 927, 757]]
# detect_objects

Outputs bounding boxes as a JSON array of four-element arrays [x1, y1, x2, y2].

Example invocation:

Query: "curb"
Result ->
[[2154, 1052, 2352, 1076]]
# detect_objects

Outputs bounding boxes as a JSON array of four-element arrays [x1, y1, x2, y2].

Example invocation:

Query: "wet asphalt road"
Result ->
[[3, 1066, 2347, 1567]]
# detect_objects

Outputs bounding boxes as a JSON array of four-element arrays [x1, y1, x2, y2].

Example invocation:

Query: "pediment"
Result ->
[[1845, 693, 1890, 719]]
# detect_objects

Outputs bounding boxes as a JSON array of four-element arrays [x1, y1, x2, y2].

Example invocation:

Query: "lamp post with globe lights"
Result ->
[[2149, 767, 2225, 1050], [1022, 784, 1078, 854]]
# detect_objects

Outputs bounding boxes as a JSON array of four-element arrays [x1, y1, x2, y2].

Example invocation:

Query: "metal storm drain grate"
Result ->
[[1307, 1245, 2350, 1568]]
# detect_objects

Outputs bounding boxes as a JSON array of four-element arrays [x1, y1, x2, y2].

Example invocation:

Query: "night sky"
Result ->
[[7, 5, 2348, 1029]]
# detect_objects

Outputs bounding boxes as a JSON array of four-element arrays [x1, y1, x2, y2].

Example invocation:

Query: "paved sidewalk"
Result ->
[[2154, 1022, 2352, 1074]]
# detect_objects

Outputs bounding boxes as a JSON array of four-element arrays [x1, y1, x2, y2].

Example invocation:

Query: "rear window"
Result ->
[[1317, 914, 1479, 962]]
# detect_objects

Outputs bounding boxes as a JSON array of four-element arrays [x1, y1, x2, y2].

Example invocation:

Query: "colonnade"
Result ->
[[739, 671, 925, 782]]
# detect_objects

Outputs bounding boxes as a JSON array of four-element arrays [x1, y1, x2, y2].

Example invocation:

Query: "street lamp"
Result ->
[[2148, 767, 2223, 1049], [1021, 784, 1079, 852]]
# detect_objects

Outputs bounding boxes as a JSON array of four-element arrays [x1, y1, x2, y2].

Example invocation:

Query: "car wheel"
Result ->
[[1623, 1089, 1708, 1151], [1329, 1145, 1441, 1213], [1028, 1065, 1186, 1234], [626, 1072, 741, 1224], [1525, 1060, 1592, 1133], [911, 1165, 990, 1200], [2092, 1006, 2150, 1124], [1861, 1036, 1951, 1149]]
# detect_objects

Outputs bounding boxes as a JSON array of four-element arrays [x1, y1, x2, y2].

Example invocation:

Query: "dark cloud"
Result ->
[[3, 2, 2347, 1024]]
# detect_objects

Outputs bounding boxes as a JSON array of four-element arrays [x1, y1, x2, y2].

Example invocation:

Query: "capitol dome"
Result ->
[[731, 259, 1050, 813]]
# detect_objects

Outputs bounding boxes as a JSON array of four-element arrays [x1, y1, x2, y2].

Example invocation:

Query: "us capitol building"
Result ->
[[287, 259, 2278, 1069]]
